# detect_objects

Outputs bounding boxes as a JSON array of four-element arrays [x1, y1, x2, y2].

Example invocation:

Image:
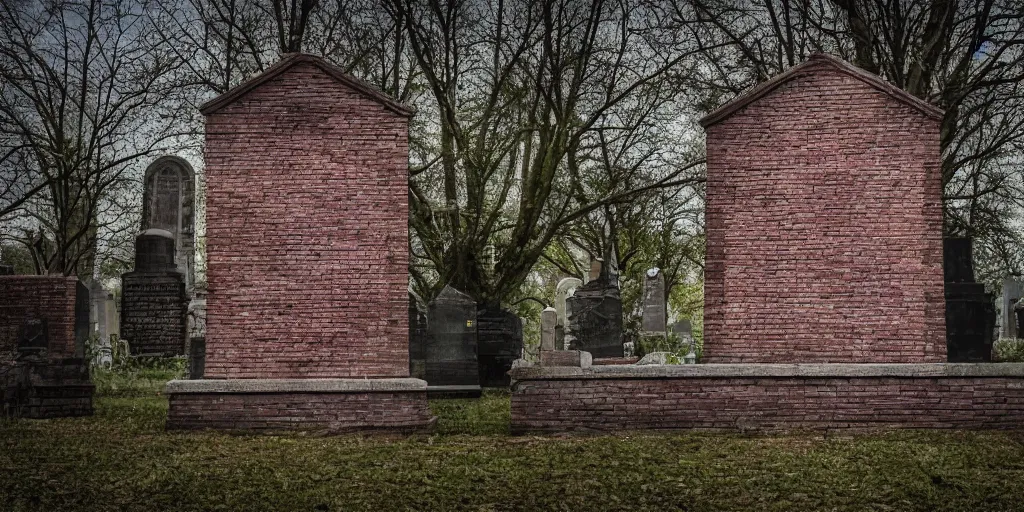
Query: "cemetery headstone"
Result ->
[[424, 286, 480, 396], [408, 292, 427, 379], [1001, 278, 1024, 339], [476, 305, 523, 388], [554, 277, 582, 349], [141, 156, 195, 294], [567, 261, 625, 358], [120, 230, 187, 356], [641, 268, 667, 333], [944, 238, 996, 362]]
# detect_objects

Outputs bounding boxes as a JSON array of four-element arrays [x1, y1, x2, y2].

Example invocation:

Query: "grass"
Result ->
[[2, 374, 1024, 511]]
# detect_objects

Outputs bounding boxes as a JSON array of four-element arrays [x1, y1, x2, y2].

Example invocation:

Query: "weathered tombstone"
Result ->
[[1001, 278, 1024, 339], [944, 238, 996, 362], [141, 156, 195, 294], [554, 277, 582, 349], [671, 319, 692, 338], [408, 292, 427, 379], [641, 268, 667, 333], [424, 286, 480, 397], [540, 307, 557, 351], [120, 229, 187, 356], [477, 305, 523, 388], [567, 261, 625, 358]]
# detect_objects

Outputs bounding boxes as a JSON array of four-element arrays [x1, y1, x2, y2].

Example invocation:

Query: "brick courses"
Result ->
[[0, 276, 81, 359], [701, 54, 946, 363], [201, 55, 412, 379], [167, 390, 434, 433], [510, 369, 1024, 433], [1, 276, 94, 418]]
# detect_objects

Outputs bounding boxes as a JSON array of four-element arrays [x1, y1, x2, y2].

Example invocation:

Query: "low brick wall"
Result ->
[[0, 276, 81, 358], [166, 378, 435, 433], [509, 364, 1024, 433]]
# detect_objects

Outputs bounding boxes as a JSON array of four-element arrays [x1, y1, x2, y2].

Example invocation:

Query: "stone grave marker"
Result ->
[[120, 230, 187, 356], [642, 268, 667, 333], [1001, 278, 1024, 339], [141, 156, 195, 294], [424, 285, 480, 396]]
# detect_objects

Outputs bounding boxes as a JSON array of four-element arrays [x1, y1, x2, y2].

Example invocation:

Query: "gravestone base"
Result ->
[[165, 378, 435, 434], [3, 358, 94, 419], [509, 363, 1024, 434], [426, 384, 482, 399]]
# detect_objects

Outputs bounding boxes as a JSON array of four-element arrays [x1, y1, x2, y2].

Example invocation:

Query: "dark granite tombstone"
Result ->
[[0, 265, 13, 275], [944, 238, 996, 362], [567, 274, 624, 358], [188, 337, 205, 379], [408, 293, 427, 379], [476, 306, 523, 388], [424, 286, 480, 396], [120, 230, 187, 356]]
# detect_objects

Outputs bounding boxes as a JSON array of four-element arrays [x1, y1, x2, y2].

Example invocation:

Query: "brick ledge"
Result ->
[[509, 362, 1024, 381], [166, 377, 427, 394]]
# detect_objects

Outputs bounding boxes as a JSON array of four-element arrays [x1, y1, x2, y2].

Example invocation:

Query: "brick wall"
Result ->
[[511, 375, 1024, 433], [120, 272, 186, 355], [167, 391, 434, 433], [703, 61, 946, 363], [0, 276, 81, 360], [203, 60, 410, 379]]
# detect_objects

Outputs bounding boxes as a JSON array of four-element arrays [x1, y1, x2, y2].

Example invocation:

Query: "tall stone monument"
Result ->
[[141, 156, 195, 294], [165, 53, 433, 432], [120, 230, 187, 356], [424, 286, 480, 397]]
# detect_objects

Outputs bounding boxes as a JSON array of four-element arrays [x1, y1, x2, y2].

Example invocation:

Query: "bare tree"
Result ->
[[0, 0, 189, 276], [402, 0, 711, 304]]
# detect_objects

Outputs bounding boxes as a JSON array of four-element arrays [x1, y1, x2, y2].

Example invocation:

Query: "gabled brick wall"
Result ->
[[203, 61, 410, 379], [702, 59, 946, 363]]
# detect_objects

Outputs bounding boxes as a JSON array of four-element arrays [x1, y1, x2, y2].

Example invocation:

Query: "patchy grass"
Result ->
[[2, 379, 1024, 511], [994, 338, 1024, 362]]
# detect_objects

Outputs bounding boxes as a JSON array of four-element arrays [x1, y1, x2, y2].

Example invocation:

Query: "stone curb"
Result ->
[[166, 378, 428, 394], [508, 363, 1024, 381]]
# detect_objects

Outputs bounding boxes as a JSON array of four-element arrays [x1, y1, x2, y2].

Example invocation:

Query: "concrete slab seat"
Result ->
[[508, 363, 1024, 434], [165, 378, 436, 434]]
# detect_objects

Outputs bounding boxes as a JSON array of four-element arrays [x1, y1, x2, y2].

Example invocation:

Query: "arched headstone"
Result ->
[[141, 156, 195, 294]]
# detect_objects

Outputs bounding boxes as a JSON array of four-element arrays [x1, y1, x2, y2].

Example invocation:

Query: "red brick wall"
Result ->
[[511, 376, 1024, 433], [704, 63, 946, 363], [167, 391, 434, 433], [0, 276, 80, 360], [203, 62, 410, 378]]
